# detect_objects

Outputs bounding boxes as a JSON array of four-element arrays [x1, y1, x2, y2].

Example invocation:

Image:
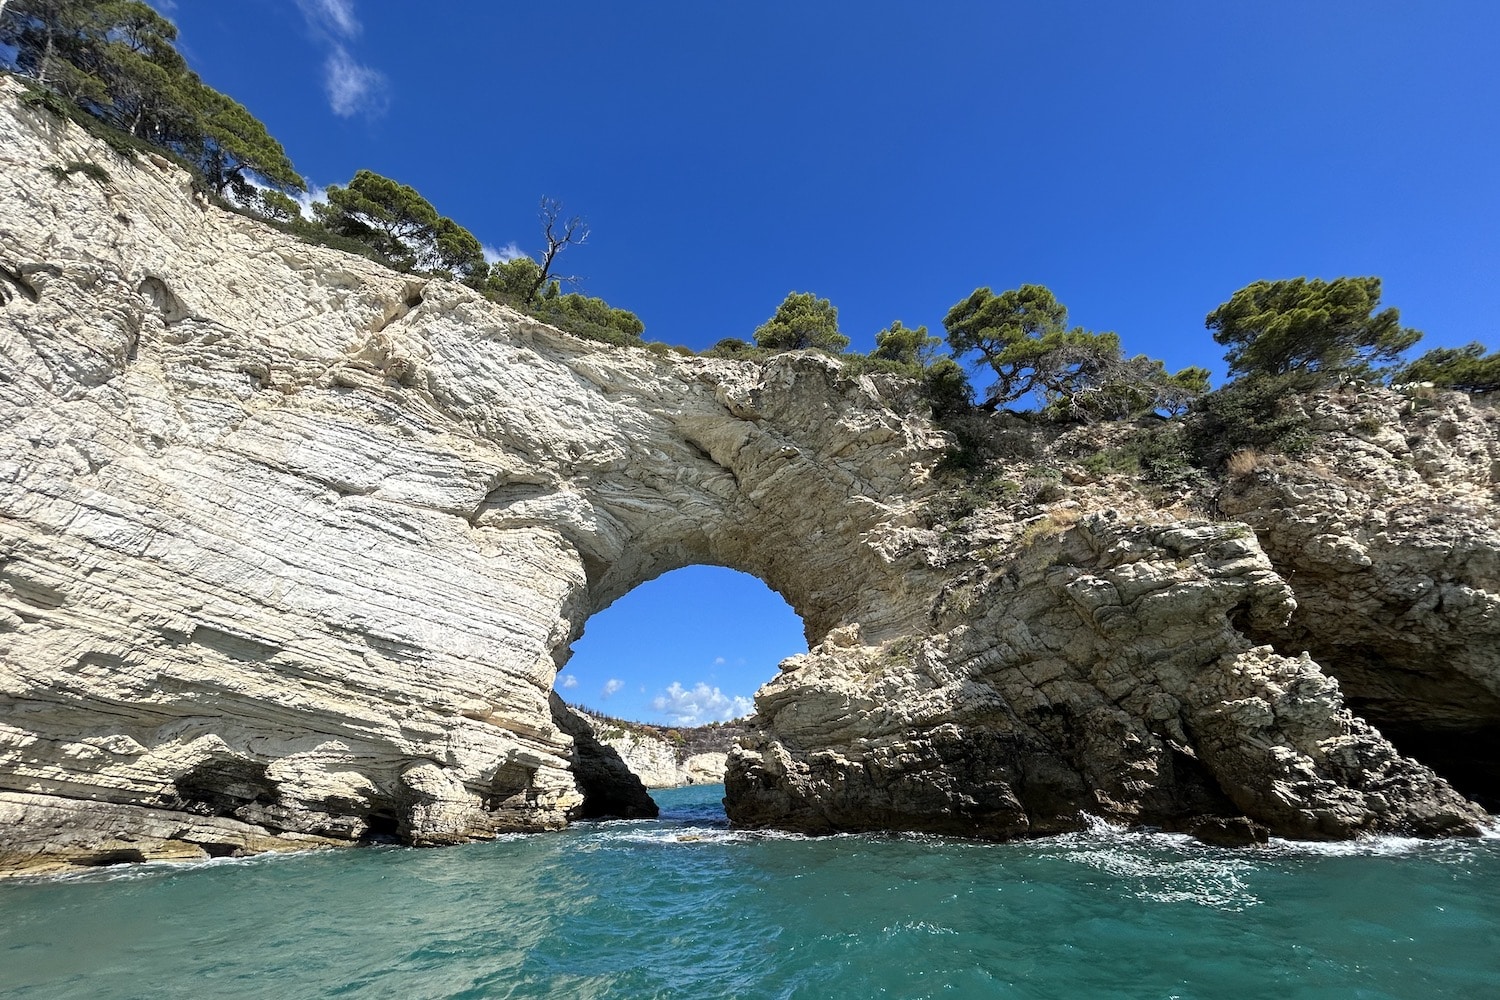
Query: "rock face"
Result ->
[[562, 709, 733, 789], [0, 81, 948, 875], [548, 698, 658, 818], [1216, 387, 1500, 805], [0, 82, 1490, 874], [727, 517, 1481, 840]]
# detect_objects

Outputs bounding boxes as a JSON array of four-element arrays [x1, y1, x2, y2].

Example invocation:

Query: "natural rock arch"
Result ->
[[0, 79, 1491, 876], [0, 82, 954, 865]]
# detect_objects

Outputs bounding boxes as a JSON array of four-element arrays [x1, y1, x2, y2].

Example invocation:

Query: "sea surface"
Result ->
[[2, 784, 1498, 999]]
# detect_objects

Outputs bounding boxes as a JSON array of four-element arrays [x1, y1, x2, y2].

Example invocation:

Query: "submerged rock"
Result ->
[[0, 78, 1491, 875]]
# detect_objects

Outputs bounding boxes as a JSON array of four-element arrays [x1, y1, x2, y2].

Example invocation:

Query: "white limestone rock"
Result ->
[[0, 80, 1489, 874]]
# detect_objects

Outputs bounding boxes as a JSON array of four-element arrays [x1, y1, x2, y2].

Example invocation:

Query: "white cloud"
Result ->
[[325, 45, 387, 118], [296, 0, 361, 38], [651, 682, 754, 726], [601, 678, 624, 698], [292, 1, 387, 118], [483, 241, 527, 265], [291, 182, 328, 218], [713, 656, 726, 666], [560, 674, 578, 689]]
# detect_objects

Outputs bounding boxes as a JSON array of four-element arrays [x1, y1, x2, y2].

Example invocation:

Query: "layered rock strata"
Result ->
[[0, 81, 1490, 874], [0, 80, 948, 874]]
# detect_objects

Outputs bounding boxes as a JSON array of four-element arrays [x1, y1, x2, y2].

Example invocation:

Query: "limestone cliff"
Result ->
[[0, 80, 1490, 875], [561, 708, 733, 789], [0, 79, 950, 874]]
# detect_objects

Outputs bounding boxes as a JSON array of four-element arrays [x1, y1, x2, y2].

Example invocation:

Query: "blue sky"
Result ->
[[154, 1, 1497, 723]]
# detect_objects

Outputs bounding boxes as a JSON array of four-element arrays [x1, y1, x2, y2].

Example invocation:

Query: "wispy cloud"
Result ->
[[297, 0, 361, 39], [652, 682, 754, 726], [483, 241, 527, 265], [294, 0, 387, 118], [602, 678, 624, 698], [560, 674, 579, 689], [325, 45, 386, 118]]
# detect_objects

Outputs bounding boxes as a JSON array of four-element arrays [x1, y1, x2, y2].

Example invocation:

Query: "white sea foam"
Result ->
[[578, 823, 814, 849], [25, 845, 319, 884]]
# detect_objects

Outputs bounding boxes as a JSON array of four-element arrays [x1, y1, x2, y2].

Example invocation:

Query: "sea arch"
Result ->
[[416, 338, 953, 842]]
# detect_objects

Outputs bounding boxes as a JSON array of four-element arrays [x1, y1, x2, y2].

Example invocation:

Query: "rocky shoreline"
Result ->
[[1, 78, 1494, 877]]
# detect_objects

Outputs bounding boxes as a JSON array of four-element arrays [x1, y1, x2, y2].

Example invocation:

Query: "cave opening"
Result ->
[[1351, 712, 1500, 813]]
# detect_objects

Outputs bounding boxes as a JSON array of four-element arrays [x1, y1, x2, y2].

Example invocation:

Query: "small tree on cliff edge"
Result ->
[[1206, 276, 1421, 381], [944, 284, 1113, 409], [871, 320, 943, 367], [944, 284, 1207, 418], [753, 291, 850, 353], [1397, 343, 1500, 394], [315, 169, 484, 281]]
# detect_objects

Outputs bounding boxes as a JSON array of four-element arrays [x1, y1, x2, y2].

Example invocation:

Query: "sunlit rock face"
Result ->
[[0, 79, 947, 874], [0, 80, 1489, 875]]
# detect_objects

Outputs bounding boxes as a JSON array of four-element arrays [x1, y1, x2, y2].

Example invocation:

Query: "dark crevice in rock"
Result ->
[[75, 847, 149, 866], [171, 758, 279, 819], [198, 841, 240, 859], [1354, 715, 1500, 811], [359, 808, 402, 843], [550, 694, 659, 820], [368, 282, 427, 336], [0, 262, 40, 304]]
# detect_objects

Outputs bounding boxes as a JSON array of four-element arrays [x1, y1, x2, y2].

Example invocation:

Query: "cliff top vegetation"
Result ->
[[4, 0, 1495, 486]]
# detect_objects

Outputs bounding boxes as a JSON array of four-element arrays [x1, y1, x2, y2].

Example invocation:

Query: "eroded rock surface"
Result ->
[[1217, 386, 1500, 804], [549, 697, 658, 818], [0, 80, 945, 874], [561, 708, 733, 789], [728, 516, 1481, 840], [0, 80, 1490, 874]]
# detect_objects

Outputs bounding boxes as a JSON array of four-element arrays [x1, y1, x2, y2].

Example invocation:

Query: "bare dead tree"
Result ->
[[526, 197, 589, 303]]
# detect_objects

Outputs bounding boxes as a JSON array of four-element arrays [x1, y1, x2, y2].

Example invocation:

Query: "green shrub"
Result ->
[[1185, 372, 1318, 470], [704, 337, 771, 361], [839, 354, 923, 380], [44, 160, 110, 184], [1081, 449, 1138, 477]]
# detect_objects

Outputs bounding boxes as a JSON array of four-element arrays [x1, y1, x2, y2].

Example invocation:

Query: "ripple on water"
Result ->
[[3, 786, 1499, 999]]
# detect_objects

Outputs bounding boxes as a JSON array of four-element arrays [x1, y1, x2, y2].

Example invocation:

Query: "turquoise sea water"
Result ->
[[2, 785, 1498, 999]]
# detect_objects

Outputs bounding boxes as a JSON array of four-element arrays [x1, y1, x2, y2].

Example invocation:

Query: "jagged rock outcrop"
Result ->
[[0, 80, 1489, 874], [549, 697, 658, 818], [1216, 386, 1500, 804], [728, 516, 1480, 840]]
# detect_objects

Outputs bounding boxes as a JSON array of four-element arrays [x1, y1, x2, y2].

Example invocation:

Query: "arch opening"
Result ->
[[549, 565, 807, 818], [557, 564, 806, 726]]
